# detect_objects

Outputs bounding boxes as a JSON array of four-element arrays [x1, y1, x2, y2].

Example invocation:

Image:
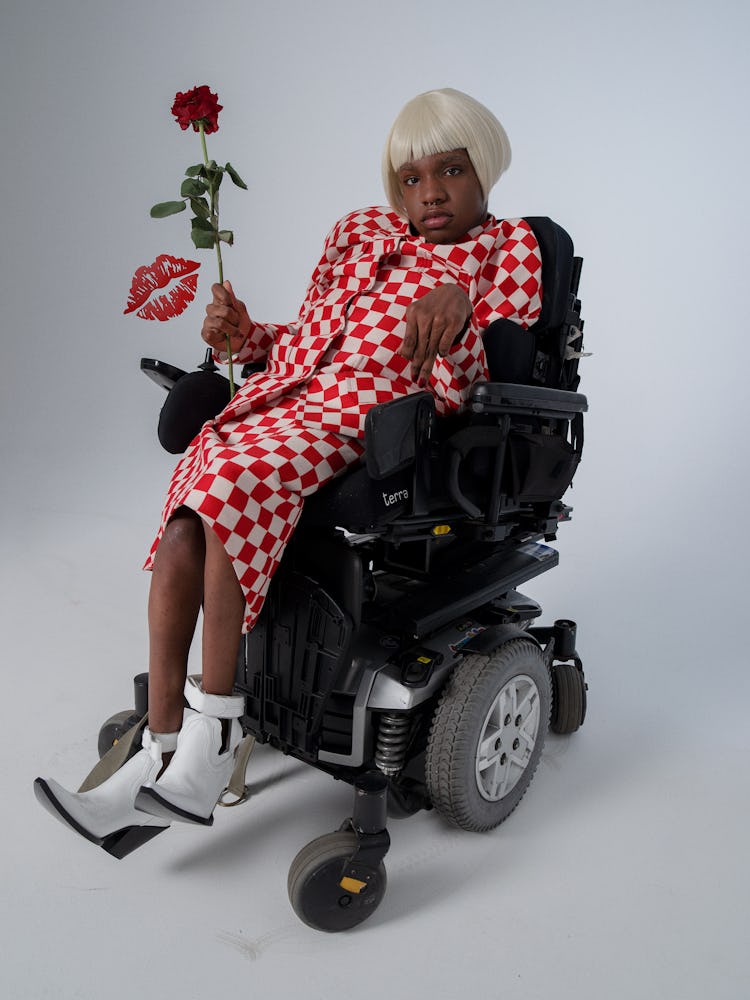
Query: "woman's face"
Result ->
[[397, 148, 487, 243]]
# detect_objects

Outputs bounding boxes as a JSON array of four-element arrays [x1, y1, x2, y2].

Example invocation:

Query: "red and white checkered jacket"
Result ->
[[217, 206, 542, 437]]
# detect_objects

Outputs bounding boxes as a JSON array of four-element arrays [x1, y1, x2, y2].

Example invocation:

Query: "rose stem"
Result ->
[[199, 121, 234, 396]]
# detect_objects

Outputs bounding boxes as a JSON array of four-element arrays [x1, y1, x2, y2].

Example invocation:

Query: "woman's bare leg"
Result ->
[[147, 509, 205, 733], [201, 521, 245, 696], [148, 507, 245, 731]]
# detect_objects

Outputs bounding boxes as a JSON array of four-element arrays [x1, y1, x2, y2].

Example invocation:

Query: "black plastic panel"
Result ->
[[237, 572, 355, 760]]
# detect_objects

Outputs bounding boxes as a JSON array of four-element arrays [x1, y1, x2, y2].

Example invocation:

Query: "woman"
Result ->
[[34, 88, 542, 855]]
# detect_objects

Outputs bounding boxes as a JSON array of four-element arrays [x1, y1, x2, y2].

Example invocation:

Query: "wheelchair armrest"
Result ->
[[470, 381, 588, 419], [364, 392, 435, 480], [446, 381, 587, 522]]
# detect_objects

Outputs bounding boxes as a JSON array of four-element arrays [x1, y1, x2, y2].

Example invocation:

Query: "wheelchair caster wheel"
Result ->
[[97, 711, 141, 760], [549, 662, 587, 734], [288, 831, 387, 932]]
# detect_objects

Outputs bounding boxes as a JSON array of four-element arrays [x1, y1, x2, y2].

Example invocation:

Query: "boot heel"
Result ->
[[101, 823, 168, 860]]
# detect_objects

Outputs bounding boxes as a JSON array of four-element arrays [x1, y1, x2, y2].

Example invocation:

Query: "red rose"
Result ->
[[171, 85, 222, 134]]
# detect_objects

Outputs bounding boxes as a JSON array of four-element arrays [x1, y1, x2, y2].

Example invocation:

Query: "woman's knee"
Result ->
[[157, 508, 205, 567]]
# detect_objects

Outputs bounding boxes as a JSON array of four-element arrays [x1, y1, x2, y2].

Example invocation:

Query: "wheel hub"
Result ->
[[474, 674, 540, 801]]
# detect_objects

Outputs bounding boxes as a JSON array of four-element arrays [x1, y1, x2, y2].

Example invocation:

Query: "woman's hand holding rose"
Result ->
[[201, 281, 252, 355]]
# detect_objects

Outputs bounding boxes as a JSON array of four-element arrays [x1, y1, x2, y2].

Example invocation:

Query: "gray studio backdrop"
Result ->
[[1, 1, 748, 998]]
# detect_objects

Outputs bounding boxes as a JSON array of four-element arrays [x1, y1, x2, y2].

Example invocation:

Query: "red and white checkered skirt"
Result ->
[[144, 392, 366, 633]]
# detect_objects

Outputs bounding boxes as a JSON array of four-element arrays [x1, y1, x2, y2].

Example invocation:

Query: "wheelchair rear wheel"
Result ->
[[425, 639, 550, 831]]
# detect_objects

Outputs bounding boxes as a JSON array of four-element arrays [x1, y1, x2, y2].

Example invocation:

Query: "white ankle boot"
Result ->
[[33, 727, 178, 858], [135, 676, 244, 826]]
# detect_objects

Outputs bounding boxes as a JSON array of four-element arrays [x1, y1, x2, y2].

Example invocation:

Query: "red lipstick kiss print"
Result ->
[[124, 254, 201, 321]]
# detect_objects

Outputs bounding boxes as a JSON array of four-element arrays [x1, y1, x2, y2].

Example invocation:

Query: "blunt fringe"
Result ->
[[382, 88, 512, 216]]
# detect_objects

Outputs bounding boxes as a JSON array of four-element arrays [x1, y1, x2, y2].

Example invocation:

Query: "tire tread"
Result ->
[[425, 639, 550, 832]]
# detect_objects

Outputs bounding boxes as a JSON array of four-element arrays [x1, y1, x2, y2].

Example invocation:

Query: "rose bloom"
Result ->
[[171, 85, 222, 134]]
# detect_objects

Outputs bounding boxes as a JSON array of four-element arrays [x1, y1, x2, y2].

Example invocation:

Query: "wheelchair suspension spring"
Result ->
[[374, 713, 411, 776]]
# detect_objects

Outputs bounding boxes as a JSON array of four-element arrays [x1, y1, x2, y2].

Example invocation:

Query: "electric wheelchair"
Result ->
[[105, 216, 588, 932]]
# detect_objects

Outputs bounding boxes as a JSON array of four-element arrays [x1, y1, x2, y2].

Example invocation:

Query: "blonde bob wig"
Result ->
[[382, 88, 512, 217]]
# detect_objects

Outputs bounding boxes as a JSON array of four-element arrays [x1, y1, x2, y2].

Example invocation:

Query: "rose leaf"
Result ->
[[150, 200, 187, 218], [189, 197, 211, 220], [180, 177, 208, 198], [225, 163, 248, 189], [207, 169, 224, 195], [191, 226, 217, 249]]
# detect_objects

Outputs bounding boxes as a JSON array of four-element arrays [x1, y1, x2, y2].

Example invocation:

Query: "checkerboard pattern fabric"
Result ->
[[146, 207, 542, 632]]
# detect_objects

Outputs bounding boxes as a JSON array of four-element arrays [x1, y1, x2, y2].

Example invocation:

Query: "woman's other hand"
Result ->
[[201, 281, 252, 355], [399, 283, 472, 385]]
